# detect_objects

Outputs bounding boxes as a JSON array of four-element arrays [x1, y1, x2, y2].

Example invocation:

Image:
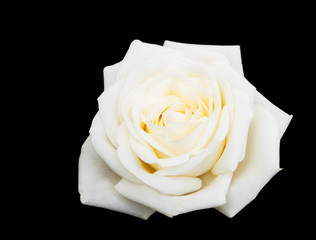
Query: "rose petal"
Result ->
[[115, 171, 232, 217], [212, 88, 254, 175], [189, 80, 223, 151], [129, 134, 191, 169], [78, 136, 155, 219], [98, 85, 121, 148], [122, 91, 176, 157], [103, 62, 121, 89], [89, 112, 141, 184], [216, 104, 281, 217], [164, 40, 244, 76], [116, 40, 185, 111], [116, 121, 202, 195], [148, 119, 208, 156], [147, 120, 202, 142], [255, 91, 292, 138]]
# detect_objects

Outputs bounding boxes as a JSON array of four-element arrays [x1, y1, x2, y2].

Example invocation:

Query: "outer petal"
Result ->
[[164, 40, 244, 76], [255, 91, 292, 138], [89, 112, 141, 184], [78, 136, 155, 219], [103, 62, 121, 89], [115, 172, 232, 217], [216, 104, 281, 217]]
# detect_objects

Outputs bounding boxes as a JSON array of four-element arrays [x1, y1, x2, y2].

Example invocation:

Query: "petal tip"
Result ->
[[79, 192, 89, 205]]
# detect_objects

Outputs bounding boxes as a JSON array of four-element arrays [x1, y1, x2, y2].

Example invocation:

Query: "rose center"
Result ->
[[141, 92, 209, 143]]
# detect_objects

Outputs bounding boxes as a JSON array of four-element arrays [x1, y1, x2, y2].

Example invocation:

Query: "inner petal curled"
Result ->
[[119, 55, 234, 180]]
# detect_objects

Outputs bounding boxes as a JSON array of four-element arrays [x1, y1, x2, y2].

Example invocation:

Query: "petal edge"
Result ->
[[216, 104, 281, 217]]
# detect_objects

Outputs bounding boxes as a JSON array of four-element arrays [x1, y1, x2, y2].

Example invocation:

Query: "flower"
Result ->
[[78, 40, 292, 219]]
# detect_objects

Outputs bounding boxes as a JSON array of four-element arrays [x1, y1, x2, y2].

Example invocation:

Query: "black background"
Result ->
[[10, 2, 313, 237]]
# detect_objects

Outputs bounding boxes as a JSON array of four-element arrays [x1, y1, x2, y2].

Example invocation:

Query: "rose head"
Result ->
[[78, 40, 292, 219]]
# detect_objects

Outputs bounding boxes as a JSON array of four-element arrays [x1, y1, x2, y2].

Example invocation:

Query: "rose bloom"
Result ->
[[78, 40, 292, 219]]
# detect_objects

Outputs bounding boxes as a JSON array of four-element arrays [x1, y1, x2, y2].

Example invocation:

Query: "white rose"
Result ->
[[78, 40, 292, 219]]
